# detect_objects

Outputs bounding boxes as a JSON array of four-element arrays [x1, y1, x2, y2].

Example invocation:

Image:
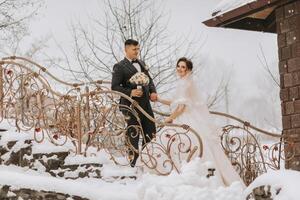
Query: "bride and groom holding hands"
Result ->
[[111, 39, 244, 187]]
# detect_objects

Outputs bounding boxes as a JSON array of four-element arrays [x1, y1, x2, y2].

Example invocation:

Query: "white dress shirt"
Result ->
[[126, 57, 141, 72]]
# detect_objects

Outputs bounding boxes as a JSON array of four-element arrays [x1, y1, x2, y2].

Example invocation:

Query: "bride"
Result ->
[[156, 57, 244, 187]]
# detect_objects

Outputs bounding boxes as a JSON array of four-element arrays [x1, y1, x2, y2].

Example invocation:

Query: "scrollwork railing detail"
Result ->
[[1, 56, 293, 181], [0, 56, 203, 176]]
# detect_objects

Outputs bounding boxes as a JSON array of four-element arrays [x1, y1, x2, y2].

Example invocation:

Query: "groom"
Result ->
[[111, 39, 157, 167]]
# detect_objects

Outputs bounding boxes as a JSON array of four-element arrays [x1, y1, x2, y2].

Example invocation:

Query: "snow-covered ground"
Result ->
[[1, 118, 300, 200], [2, 157, 300, 200], [0, 159, 245, 200]]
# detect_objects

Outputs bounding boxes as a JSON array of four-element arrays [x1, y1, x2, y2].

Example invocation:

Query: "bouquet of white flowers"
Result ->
[[129, 72, 150, 89]]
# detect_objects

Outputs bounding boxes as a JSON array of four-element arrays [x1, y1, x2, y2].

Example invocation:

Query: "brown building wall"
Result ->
[[277, 0, 300, 170]]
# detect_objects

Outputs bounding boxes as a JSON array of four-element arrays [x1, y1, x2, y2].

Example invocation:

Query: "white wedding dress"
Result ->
[[165, 73, 244, 187]]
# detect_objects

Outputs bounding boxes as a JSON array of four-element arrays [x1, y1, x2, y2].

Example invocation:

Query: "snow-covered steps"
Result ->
[[0, 184, 88, 200], [0, 165, 137, 200], [0, 139, 32, 166], [0, 159, 247, 200], [50, 163, 102, 179], [1, 147, 137, 182], [0, 130, 139, 182]]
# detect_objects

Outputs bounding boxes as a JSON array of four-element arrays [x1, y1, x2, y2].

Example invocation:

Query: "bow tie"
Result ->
[[131, 60, 139, 63]]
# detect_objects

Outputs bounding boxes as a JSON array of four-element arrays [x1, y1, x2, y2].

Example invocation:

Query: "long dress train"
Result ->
[[165, 73, 244, 187]]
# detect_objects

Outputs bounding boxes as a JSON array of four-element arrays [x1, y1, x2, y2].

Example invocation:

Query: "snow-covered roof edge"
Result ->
[[212, 0, 257, 17], [203, 0, 282, 29]]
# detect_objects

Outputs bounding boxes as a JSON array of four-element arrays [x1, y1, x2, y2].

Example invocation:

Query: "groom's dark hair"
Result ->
[[125, 39, 139, 46], [177, 57, 193, 71]]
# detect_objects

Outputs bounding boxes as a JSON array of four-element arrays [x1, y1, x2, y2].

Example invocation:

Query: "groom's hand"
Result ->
[[131, 89, 143, 97], [150, 93, 158, 102]]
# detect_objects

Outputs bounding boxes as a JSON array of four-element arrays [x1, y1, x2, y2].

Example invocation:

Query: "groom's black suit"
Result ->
[[111, 58, 156, 166]]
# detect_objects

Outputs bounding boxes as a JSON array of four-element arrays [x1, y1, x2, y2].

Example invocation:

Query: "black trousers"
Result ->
[[124, 101, 156, 167]]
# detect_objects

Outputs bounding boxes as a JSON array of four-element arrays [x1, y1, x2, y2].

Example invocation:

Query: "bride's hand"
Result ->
[[164, 117, 173, 123]]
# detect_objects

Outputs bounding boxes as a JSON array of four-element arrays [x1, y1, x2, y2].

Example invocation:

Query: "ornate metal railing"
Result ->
[[208, 111, 294, 185], [154, 109, 293, 185], [0, 56, 203, 176], [0, 56, 293, 183]]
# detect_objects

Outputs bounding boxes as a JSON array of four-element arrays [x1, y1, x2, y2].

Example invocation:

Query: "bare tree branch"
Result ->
[[258, 43, 280, 87]]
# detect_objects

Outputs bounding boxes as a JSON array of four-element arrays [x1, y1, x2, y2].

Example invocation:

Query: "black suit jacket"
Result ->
[[111, 58, 156, 110]]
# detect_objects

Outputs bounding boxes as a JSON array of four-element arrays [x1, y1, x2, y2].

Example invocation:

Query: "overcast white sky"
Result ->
[[24, 0, 280, 128], [27, 0, 278, 84]]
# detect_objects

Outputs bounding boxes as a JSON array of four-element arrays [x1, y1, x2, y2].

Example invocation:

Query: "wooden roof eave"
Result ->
[[203, 0, 291, 28]]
